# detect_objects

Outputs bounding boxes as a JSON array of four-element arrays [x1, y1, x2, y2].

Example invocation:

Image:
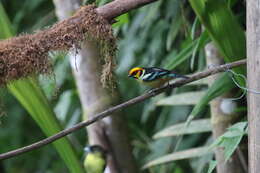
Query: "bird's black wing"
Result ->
[[142, 67, 171, 81]]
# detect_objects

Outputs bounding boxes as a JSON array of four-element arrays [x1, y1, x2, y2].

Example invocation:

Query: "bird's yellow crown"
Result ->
[[128, 67, 144, 79]]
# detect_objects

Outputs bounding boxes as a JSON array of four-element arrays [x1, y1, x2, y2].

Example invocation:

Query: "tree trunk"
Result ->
[[247, 0, 260, 172], [53, 1, 138, 173], [205, 43, 244, 173]]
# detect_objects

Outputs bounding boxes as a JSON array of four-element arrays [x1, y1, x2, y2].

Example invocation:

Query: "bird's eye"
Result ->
[[129, 71, 136, 76], [129, 71, 138, 78]]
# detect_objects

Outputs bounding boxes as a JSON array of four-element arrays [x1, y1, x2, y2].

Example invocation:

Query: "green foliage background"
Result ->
[[0, 0, 246, 173]]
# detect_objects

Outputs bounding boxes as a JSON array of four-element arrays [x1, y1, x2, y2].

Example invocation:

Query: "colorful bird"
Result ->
[[128, 67, 188, 88], [84, 145, 107, 173]]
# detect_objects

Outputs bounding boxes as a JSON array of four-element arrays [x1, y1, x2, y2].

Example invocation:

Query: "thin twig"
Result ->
[[0, 59, 246, 160], [236, 147, 248, 172]]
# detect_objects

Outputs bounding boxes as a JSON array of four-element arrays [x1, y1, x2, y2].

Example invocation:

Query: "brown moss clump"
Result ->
[[0, 5, 117, 89], [0, 35, 52, 84]]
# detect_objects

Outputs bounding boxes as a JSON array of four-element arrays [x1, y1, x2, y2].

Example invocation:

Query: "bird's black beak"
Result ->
[[128, 75, 137, 79], [128, 74, 134, 78]]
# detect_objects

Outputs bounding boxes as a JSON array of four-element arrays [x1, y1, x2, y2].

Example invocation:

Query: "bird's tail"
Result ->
[[169, 72, 189, 79]]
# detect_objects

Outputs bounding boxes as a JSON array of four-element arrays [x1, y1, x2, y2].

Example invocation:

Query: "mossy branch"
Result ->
[[0, 0, 158, 88], [0, 5, 117, 89]]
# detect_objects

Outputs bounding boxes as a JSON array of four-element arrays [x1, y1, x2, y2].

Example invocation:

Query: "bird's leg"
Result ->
[[147, 88, 154, 93], [147, 88, 158, 95]]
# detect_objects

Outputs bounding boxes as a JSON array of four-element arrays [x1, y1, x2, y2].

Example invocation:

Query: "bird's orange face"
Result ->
[[128, 67, 144, 79]]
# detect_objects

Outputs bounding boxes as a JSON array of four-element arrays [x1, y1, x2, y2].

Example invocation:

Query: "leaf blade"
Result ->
[[0, 4, 84, 173]]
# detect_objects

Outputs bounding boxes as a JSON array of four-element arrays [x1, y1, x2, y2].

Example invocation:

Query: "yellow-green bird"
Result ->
[[84, 145, 107, 173]]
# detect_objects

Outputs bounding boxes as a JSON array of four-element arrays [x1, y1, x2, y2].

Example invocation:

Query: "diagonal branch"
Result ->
[[0, 59, 246, 160]]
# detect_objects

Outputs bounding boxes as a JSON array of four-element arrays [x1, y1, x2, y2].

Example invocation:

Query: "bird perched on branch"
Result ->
[[128, 67, 189, 88], [84, 145, 107, 173]]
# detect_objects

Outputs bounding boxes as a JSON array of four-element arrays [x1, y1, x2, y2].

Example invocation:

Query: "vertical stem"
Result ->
[[72, 41, 121, 173], [53, 1, 138, 172], [247, 0, 260, 172], [205, 43, 244, 173]]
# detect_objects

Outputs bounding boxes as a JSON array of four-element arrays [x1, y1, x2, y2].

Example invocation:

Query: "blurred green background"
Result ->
[[0, 0, 246, 173]]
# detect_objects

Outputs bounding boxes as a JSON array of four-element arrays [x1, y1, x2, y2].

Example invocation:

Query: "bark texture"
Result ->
[[96, 0, 158, 20], [205, 43, 244, 173], [247, 0, 260, 172], [53, 0, 138, 173]]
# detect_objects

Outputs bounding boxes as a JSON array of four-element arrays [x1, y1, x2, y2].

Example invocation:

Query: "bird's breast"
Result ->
[[139, 78, 170, 88]]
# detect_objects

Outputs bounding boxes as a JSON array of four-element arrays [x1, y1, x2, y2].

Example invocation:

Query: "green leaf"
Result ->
[[207, 160, 217, 173], [153, 119, 212, 139], [210, 122, 247, 162], [143, 146, 213, 169], [164, 31, 209, 70], [112, 13, 129, 28], [54, 90, 73, 122], [0, 4, 84, 173], [189, 0, 245, 61], [190, 29, 204, 70], [156, 91, 206, 106], [189, 0, 246, 84], [228, 122, 248, 133], [191, 17, 199, 40], [0, 4, 13, 37], [166, 16, 182, 51], [190, 73, 234, 117]]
